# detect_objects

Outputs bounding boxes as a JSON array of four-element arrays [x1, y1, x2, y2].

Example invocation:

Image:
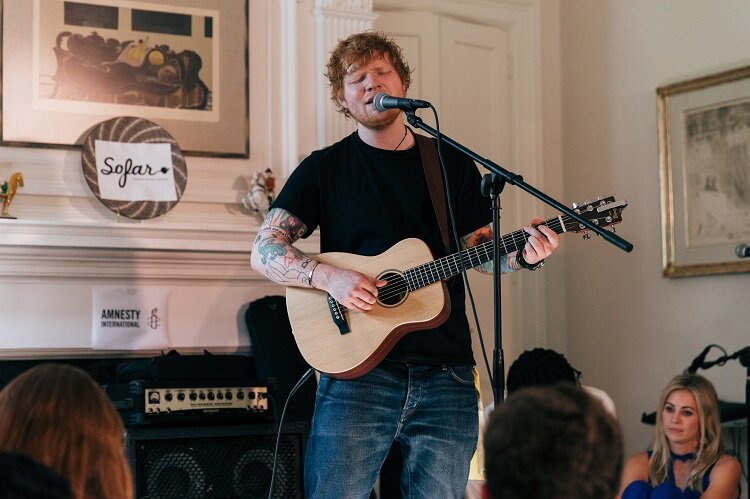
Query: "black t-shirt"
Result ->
[[272, 130, 492, 364]]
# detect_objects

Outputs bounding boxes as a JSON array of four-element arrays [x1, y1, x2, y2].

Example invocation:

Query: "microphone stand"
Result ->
[[481, 174, 506, 404], [405, 112, 634, 407]]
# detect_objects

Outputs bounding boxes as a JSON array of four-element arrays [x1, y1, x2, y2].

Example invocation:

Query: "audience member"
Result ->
[[0, 451, 73, 499], [0, 363, 133, 499], [483, 383, 623, 499], [616, 373, 741, 499], [506, 347, 581, 394], [465, 347, 617, 499], [506, 347, 617, 416]]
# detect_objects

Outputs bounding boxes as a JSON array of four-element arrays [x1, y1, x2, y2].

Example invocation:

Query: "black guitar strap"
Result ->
[[414, 132, 450, 253]]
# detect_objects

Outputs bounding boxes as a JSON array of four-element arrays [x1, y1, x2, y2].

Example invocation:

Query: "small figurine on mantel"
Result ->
[[242, 168, 276, 217], [0, 171, 24, 219]]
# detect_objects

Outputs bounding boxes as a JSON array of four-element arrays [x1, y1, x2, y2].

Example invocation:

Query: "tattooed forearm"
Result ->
[[266, 257, 314, 284], [251, 208, 319, 287], [462, 224, 494, 274], [461, 223, 517, 274], [461, 224, 492, 248], [255, 234, 289, 266], [263, 248, 317, 286]]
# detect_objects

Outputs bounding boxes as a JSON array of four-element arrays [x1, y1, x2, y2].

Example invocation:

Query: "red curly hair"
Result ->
[[325, 30, 412, 118]]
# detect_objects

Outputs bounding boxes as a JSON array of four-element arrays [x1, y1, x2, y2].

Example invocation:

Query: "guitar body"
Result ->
[[286, 238, 449, 379]]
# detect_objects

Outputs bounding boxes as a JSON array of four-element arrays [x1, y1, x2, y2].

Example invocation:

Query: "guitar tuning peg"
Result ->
[[596, 195, 604, 200], [571, 202, 579, 209], [582, 232, 591, 240]]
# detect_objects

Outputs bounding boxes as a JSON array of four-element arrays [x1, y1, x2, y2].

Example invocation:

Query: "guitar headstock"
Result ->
[[564, 196, 627, 236]]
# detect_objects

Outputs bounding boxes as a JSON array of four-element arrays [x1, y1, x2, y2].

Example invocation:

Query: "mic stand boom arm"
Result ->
[[405, 113, 634, 251], [405, 112, 634, 407]]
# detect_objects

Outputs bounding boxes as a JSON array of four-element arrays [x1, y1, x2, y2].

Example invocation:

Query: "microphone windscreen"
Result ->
[[373, 92, 389, 112]]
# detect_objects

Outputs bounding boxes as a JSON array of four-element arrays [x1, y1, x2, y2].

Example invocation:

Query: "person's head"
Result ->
[[506, 347, 581, 395], [0, 363, 133, 499], [325, 30, 412, 125], [483, 383, 623, 499], [650, 373, 722, 493], [0, 452, 73, 499]]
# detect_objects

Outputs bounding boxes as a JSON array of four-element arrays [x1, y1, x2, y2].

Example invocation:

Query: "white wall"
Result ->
[[557, 0, 749, 483], [0, 0, 312, 357]]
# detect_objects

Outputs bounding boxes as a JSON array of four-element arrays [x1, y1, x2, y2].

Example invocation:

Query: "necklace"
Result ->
[[393, 126, 408, 150], [670, 450, 696, 462]]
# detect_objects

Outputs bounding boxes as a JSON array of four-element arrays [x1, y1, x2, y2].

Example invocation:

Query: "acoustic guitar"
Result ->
[[286, 196, 627, 379]]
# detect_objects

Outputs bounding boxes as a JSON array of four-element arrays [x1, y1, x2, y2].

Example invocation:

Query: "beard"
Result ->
[[347, 104, 401, 130]]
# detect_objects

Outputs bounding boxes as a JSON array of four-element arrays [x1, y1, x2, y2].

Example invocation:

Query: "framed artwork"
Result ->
[[1, 0, 248, 157], [657, 65, 750, 277]]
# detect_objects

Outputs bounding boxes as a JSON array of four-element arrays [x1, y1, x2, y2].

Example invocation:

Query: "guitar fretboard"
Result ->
[[404, 215, 570, 290]]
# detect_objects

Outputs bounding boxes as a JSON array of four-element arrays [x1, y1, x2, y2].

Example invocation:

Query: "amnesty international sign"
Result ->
[[91, 286, 170, 350]]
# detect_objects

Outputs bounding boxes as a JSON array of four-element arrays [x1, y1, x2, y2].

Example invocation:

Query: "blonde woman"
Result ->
[[617, 373, 741, 499], [0, 363, 133, 499]]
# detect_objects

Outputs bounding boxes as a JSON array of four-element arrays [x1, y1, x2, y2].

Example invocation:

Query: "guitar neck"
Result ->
[[404, 215, 570, 290]]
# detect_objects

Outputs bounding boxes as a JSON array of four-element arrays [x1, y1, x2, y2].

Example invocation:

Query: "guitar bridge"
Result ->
[[327, 294, 350, 334]]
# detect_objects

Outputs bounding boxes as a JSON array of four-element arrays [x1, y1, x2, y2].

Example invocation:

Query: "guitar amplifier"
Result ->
[[104, 353, 275, 427], [105, 378, 275, 427]]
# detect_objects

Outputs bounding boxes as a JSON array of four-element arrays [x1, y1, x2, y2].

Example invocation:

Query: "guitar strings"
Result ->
[[331, 217, 570, 310], [370, 218, 567, 304], [377, 218, 566, 303], [330, 205, 621, 326], [329, 217, 573, 321]]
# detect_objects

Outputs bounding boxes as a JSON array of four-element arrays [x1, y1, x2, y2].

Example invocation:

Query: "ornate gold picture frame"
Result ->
[[658, 65, 750, 277]]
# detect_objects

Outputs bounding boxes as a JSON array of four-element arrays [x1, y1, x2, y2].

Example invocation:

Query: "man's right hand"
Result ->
[[312, 263, 387, 312]]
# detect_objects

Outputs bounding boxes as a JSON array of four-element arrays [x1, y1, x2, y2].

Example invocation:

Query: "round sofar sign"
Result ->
[[82, 116, 187, 220]]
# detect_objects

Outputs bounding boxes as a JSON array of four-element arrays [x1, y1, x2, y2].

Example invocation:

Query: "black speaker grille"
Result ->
[[128, 424, 304, 499]]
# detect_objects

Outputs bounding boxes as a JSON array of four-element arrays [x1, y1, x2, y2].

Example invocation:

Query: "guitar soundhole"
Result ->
[[377, 271, 407, 308]]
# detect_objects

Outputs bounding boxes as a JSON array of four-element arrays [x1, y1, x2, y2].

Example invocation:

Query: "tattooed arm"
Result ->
[[460, 223, 514, 274], [250, 208, 386, 311], [460, 218, 559, 275], [250, 208, 316, 286]]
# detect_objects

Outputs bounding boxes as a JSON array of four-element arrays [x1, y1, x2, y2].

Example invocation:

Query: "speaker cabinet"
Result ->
[[125, 423, 306, 499]]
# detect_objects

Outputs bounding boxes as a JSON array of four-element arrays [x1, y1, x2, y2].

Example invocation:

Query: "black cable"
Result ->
[[266, 367, 315, 499], [686, 344, 727, 372]]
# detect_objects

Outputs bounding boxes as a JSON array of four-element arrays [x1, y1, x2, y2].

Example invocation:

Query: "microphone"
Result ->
[[735, 243, 750, 258], [685, 345, 712, 374], [373, 92, 431, 112]]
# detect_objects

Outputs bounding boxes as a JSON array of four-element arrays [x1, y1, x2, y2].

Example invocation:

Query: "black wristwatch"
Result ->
[[517, 251, 545, 271]]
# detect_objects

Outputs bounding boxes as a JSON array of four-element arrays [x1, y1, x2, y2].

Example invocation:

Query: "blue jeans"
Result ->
[[304, 361, 479, 499]]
